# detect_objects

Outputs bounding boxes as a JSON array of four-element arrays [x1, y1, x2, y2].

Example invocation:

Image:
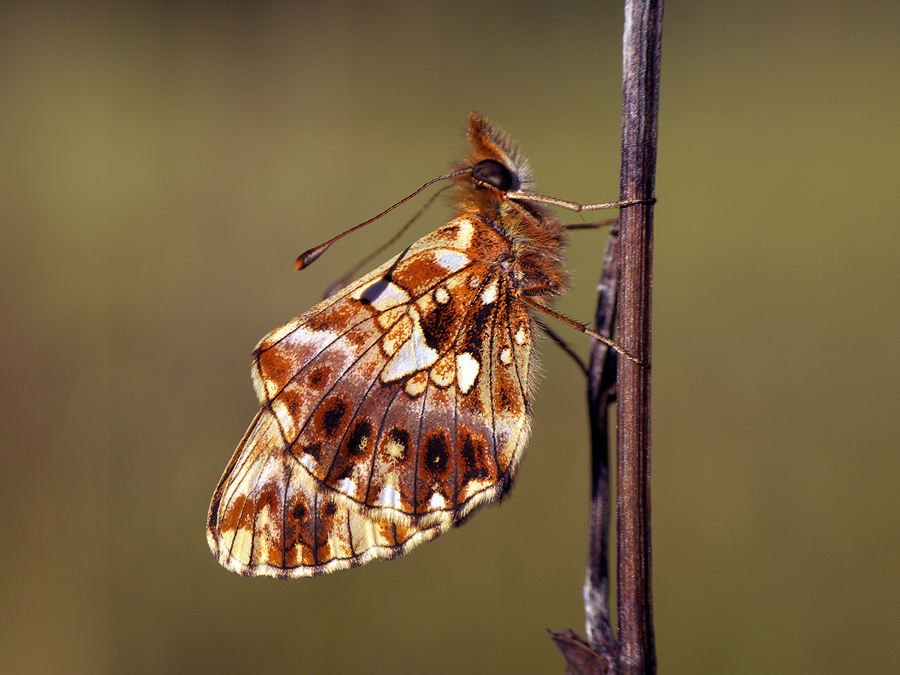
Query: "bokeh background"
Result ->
[[2, 1, 898, 673]]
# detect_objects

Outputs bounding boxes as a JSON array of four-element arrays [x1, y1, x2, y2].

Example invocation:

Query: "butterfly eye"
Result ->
[[471, 159, 514, 192]]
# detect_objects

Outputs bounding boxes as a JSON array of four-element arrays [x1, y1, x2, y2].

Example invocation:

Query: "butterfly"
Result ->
[[207, 112, 631, 578]]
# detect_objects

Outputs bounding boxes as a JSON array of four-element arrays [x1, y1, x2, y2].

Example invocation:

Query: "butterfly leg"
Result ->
[[535, 318, 590, 376], [504, 194, 655, 213], [566, 217, 618, 231], [520, 292, 646, 367]]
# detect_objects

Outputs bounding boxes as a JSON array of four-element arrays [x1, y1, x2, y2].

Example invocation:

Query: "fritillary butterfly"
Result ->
[[207, 112, 628, 577]]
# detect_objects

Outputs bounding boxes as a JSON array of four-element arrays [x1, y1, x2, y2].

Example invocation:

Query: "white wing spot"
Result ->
[[448, 217, 474, 249], [481, 282, 497, 305], [456, 352, 480, 393], [300, 453, 318, 473], [428, 492, 446, 510], [353, 280, 410, 311], [377, 485, 402, 509], [230, 527, 254, 565], [434, 286, 451, 304], [433, 250, 470, 273], [382, 312, 439, 382], [459, 478, 494, 502], [271, 398, 298, 439], [337, 477, 356, 495], [514, 325, 528, 345], [500, 346, 513, 364]]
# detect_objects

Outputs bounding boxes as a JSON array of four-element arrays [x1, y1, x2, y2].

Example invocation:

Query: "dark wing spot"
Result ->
[[423, 432, 450, 476], [291, 502, 308, 522], [322, 501, 338, 517], [320, 398, 348, 437], [330, 463, 354, 482], [460, 298, 495, 355], [346, 419, 373, 458], [420, 300, 458, 352], [302, 442, 322, 460], [460, 430, 490, 481], [277, 389, 304, 428], [308, 367, 329, 388]]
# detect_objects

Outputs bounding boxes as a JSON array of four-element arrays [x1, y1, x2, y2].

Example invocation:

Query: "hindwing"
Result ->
[[207, 215, 536, 577]]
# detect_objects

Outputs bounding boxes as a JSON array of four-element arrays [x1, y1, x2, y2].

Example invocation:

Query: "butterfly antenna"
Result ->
[[295, 168, 471, 271]]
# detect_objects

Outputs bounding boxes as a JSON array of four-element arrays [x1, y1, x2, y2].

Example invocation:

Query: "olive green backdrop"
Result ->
[[2, 1, 898, 673]]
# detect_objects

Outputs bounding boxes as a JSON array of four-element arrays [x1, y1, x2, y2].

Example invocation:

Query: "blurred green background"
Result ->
[[2, 1, 898, 673]]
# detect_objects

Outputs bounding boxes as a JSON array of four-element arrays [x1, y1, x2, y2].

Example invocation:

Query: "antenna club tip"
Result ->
[[295, 243, 329, 271]]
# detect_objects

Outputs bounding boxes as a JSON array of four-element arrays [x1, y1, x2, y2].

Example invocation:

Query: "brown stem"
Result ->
[[586, 225, 622, 660], [553, 227, 621, 675], [615, 1, 663, 673], [554, 3, 663, 672]]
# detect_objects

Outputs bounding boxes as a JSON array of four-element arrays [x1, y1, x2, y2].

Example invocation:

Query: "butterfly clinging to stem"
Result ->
[[207, 112, 643, 578]]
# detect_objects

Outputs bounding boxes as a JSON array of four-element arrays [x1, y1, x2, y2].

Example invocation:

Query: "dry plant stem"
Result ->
[[552, 227, 620, 675], [614, 1, 663, 674], [585, 225, 622, 660]]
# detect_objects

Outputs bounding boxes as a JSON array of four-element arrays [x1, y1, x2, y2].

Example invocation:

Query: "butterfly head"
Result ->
[[451, 112, 545, 218]]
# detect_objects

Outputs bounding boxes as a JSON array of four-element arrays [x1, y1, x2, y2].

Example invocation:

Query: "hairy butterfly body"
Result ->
[[208, 113, 573, 577]]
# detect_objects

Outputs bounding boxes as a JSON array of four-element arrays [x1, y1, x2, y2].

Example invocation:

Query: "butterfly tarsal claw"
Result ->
[[208, 112, 643, 577]]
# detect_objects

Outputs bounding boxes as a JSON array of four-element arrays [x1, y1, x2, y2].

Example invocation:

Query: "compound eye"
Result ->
[[471, 159, 513, 192]]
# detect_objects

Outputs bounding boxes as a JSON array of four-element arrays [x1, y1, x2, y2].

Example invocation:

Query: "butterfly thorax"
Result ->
[[462, 198, 570, 305]]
